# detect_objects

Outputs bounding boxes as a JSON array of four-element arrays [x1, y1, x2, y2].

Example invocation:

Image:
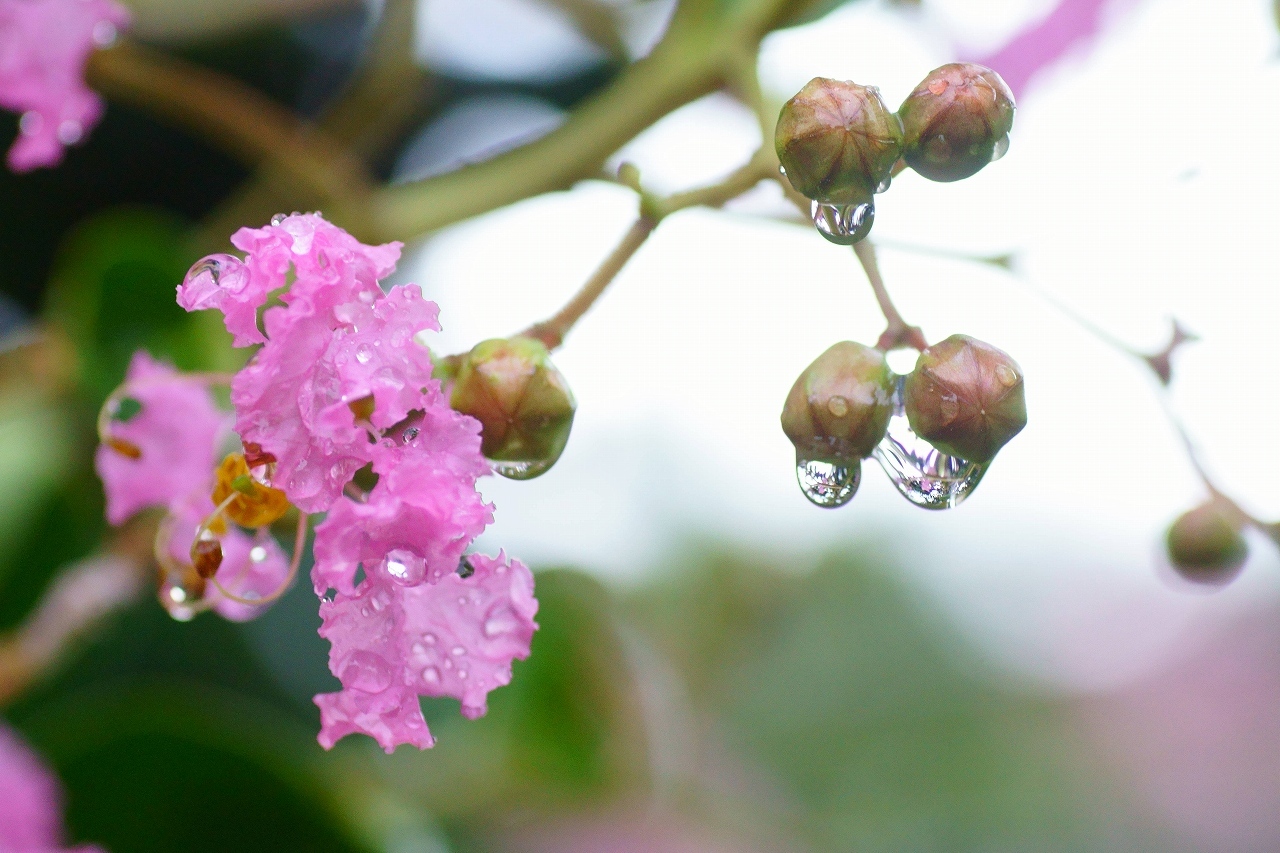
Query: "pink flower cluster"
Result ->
[[94, 212, 538, 752], [0, 0, 129, 172], [95, 351, 289, 622], [0, 723, 103, 852]]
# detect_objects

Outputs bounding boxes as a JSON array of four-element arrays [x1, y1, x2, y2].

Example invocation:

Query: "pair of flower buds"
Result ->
[[776, 63, 1015, 206], [782, 335, 1027, 474]]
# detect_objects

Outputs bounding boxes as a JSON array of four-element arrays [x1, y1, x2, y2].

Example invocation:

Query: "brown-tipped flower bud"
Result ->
[[775, 78, 904, 206], [1166, 503, 1248, 585], [450, 337, 576, 480], [903, 334, 1026, 462], [782, 342, 894, 463], [211, 453, 291, 528], [898, 63, 1014, 183]]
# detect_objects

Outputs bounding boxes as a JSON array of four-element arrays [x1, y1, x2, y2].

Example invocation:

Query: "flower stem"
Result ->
[[853, 241, 927, 351]]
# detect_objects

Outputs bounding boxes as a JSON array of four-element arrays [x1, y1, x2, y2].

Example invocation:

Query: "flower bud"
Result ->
[[1166, 503, 1248, 585], [775, 78, 904, 205], [449, 337, 576, 480], [781, 342, 894, 462], [898, 63, 1014, 183], [903, 334, 1026, 462]]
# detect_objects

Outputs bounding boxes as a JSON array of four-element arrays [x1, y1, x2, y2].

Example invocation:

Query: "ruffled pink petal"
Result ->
[[312, 406, 491, 596], [0, 723, 104, 852], [234, 283, 449, 514], [176, 254, 266, 347], [94, 352, 227, 526], [165, 494, 290, 622], [314, 552, 537, 752], [0, 0, 130, 172]]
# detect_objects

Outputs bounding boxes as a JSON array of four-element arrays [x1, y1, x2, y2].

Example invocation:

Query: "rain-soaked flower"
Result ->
[[166, 212, 540, 752], [0, 0, 130, 171], [0, 722, 104, 852]]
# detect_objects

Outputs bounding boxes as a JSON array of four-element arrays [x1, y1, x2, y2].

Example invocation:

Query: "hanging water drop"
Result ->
[[990, 134, 1010, 162], [270, 213, 288, 225], [492, 458, 555, 480], [811, 200, 875, 246], [184, 254, 247, 295], [875, 175, 892, 194], [872, 377, 987, 510], [795, 456, 861, 508]]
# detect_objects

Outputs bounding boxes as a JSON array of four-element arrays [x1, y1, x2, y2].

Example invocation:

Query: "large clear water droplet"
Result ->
[[872, 377, 987, 510], [184, 254, 248, 296], [492, 458, 555, 480], [381, 548, 426, 586], [811, 200, 875, 246], [796, 456, 861, 508], [990, 134, 1010, 162], [875, 175, 892, 194], [341, 650, 393, 693]]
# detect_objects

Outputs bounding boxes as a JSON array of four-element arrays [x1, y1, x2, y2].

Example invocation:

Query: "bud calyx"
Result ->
[[781, 341, 894, 462]]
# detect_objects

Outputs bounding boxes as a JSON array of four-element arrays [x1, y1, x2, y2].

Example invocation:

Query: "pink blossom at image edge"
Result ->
[[0, 723, 104, 852], [0, 0, 131, 171]]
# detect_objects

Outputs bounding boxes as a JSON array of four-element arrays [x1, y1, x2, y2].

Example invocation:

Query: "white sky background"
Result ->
[[397, 0, 1280, 694]]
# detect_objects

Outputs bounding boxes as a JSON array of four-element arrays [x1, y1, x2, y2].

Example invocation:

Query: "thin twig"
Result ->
[[853, 241, 927, 351]]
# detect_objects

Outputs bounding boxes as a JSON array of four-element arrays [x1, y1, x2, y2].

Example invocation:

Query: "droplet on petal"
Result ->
[[341, 651, 393, 694]]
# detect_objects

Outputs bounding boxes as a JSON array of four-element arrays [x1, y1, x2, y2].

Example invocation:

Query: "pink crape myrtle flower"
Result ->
[[94, 352, 289, 622], [315, 552, 538, 752], [94, 351, 225, 526], [176, 212, 540, 752], [0, 0, 130, 172], [0, 723, 104, 852]]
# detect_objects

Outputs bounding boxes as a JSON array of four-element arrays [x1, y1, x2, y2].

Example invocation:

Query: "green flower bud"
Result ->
[[775, 78, 904, 206], [1166, 503, 1248, 585], [903, 334, 1026, 462], [450, 337, 576, 480], [781, 341, 894, 462], [899, 63, 1015, 182]]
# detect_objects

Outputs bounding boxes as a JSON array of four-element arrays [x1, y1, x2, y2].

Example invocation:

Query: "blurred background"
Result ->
[[3, 0, 1280, 850]]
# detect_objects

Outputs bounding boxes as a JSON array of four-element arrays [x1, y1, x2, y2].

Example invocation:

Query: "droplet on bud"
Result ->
[[796, 456, 861, 508], [898, 63, 1015, 182], [776, 78, 904, 206], [1166, 503, 1248, 586], [874, 377, 987, 510], [449, 337, 576, 480], [903, 334, 1026, 463], [811, 200, 876, 245]]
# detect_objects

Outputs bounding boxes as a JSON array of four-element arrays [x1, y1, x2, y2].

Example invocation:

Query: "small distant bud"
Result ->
[[191, 536, 224, 580], [898, 63, 1015, 183], [212, 453, 291, 527], [775, 78, 904, 205], [1166, 503, 1248, 585], [450, 337, 576, 480], [781, 341, 894, 462], [903, 334, 1026, 462]]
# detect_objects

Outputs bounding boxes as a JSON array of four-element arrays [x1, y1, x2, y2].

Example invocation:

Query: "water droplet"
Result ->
[[341, 651, 392, 693], [492, 458, 554, 480], [249, 545, 267, 563], [355, 344, 373, 364], [457, 669, 468, 680], [484, 606, 518, 638], [451, 646, 466, 656], [990, 134, 1010, 162], [18, 111, 42, 136], [402, 426, 420, 443], [872, 377, 987, 510], [995, 364, 1018, 387], [184, 254, 247, 295], [457, 556, 474, 578], [422, 666, 440, 684], [381, 548, 425, 586], [795, 456, 861, 508], [423, 633, 437, 645], [811, 200, 875, 246], [358, 290, 376, 304], [270, 213, 288, 226], [826, 396, 850, 418], [411, 642, 426, 657], [927, 79, 948, 95], [875, 175, 892, 194], [92, 20, 118, 46], [57, 120, 82, 145]]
